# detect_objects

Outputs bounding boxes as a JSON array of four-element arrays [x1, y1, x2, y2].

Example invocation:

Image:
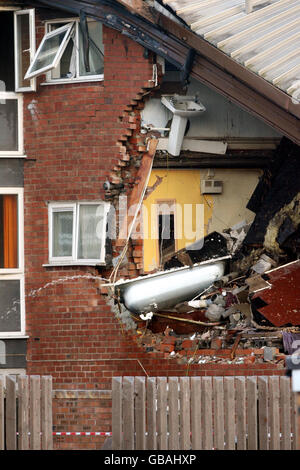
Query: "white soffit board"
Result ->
[[161, 0, 300, 104]]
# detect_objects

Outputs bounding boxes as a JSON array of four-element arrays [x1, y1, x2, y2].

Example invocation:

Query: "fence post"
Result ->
[[135, 377, 146, 450], [269, 376, 280, 450], [30, 376, 41, 450], [180, 377, 191, 450], [280, 376, 291, 450], [0, 376, 4, 450], [247, 377, 258, 450], [146, 377, 157, 450], [6, 376, 17, 450], [168, 377, 179, 450], [123, 377, 134, 450], [236, 377, 246, 450], [224, 377, 235, 450], [41, 376, 53, 450], [18, 375, 29, 450], [213, 377, 224, 450], [191, 377, 202, 450], [157, 377, 168, 450], [258, 376, 269, 450], [202, 377, 213, 450], [112, 377, 122, 450]]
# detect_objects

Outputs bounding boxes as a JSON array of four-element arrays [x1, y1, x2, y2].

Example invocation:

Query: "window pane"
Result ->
[[16, 14, 31, 89], [0, 12, 15, 91], [79, 21, 104, 76], [0, 195, 18, 269], [0, 99, 18, 152], [50, 23, 75, 79], [0, 280, 21, 332], [52, 210, 73, 257], [78, 204, 104, 260]]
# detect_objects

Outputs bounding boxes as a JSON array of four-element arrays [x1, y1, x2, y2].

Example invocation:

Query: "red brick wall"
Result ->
[[23, 11, 284, 450]]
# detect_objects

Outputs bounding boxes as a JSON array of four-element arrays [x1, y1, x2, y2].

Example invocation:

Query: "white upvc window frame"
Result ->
[[0, 187, 25, 338], [48, 201, 109, 266], [14, 8, 36, 92], [24, 22, 74, 80], [0, 93, 24, 157], [44, 17, 104, 85]]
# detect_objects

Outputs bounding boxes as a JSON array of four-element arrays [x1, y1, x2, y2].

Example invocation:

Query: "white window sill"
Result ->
[[0, 155, 27, 159], [0, 335, 28, 339], [41, 76, 104, 86], [43, 261, 106, 267]]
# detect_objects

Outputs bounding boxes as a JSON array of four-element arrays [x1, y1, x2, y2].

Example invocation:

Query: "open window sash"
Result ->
[[14, 9, 36, 92], [24, 22, 74, 80]]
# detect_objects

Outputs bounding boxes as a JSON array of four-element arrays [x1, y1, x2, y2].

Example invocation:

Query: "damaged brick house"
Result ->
[[0, 0, 299, 449]]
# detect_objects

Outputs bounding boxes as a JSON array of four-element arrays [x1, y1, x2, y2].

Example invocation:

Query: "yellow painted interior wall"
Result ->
[[142, 168, 262, 272]]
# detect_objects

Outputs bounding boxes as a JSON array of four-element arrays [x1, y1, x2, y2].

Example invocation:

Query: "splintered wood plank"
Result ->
[[213, 377, 224, 450], [168, 377, 179, 450], [280, 377, 291, 450], [146, 377, 157, 450], [41, 376, 53, 450], [117, 138, 158, 245], [191, 377, 202, 450], [135, 377, 146, 450], [157, 377, 168, 450], [18, 375, 29, 450], [0, 376, 4, 450], [202, 377, 213, 450], [236, 377, 246, 450], [247, 377, 258, 450], [224, 377, 235, 450], [6, 375, 17, 450], [258, 376, 269, 450], [30, 376, 41, 450], [112, 377, 122, 450], [123, 377, 134, 450], [180, 377, 190, 450], [269, 376, 280, 450]]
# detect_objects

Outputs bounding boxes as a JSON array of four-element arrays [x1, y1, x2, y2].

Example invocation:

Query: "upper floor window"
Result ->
[[25, 18, 104, 83], [0, 8, 35, 157]]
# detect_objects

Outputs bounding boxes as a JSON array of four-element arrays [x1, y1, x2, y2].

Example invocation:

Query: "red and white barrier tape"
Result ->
[[53, 432, 112, 436]]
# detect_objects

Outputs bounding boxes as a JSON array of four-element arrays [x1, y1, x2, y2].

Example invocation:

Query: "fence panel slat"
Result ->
[[146, 377, 157, 450], [168, 377, 179, 450], [135, 377, 146, 450], [157, 377, 168, 450], [30, 376, 41, 450], [0, 376, 4, 450], [258, 376, 269, 450], [123, 377, 134, 450], [224, 377, 235, 450], [180, 377, 190, 450], [236, 377, 246, 450], [18, 375, 29, 450], [247, 377, 258, 450], [202, 377, 213, 450], [112, 377, 122, 450], [41, 376, 53, 450], [191, 377, 202, 450], [291, 388, 299, 450], [213, 377, 224, 450], [269, 376, 280, 450], [280, 377, 291, 450], [6, 376, 17, 450]]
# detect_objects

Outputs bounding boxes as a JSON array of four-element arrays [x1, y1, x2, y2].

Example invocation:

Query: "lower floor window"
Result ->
[[48, 201, 109, 264], [0, 188, 24, 337]]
